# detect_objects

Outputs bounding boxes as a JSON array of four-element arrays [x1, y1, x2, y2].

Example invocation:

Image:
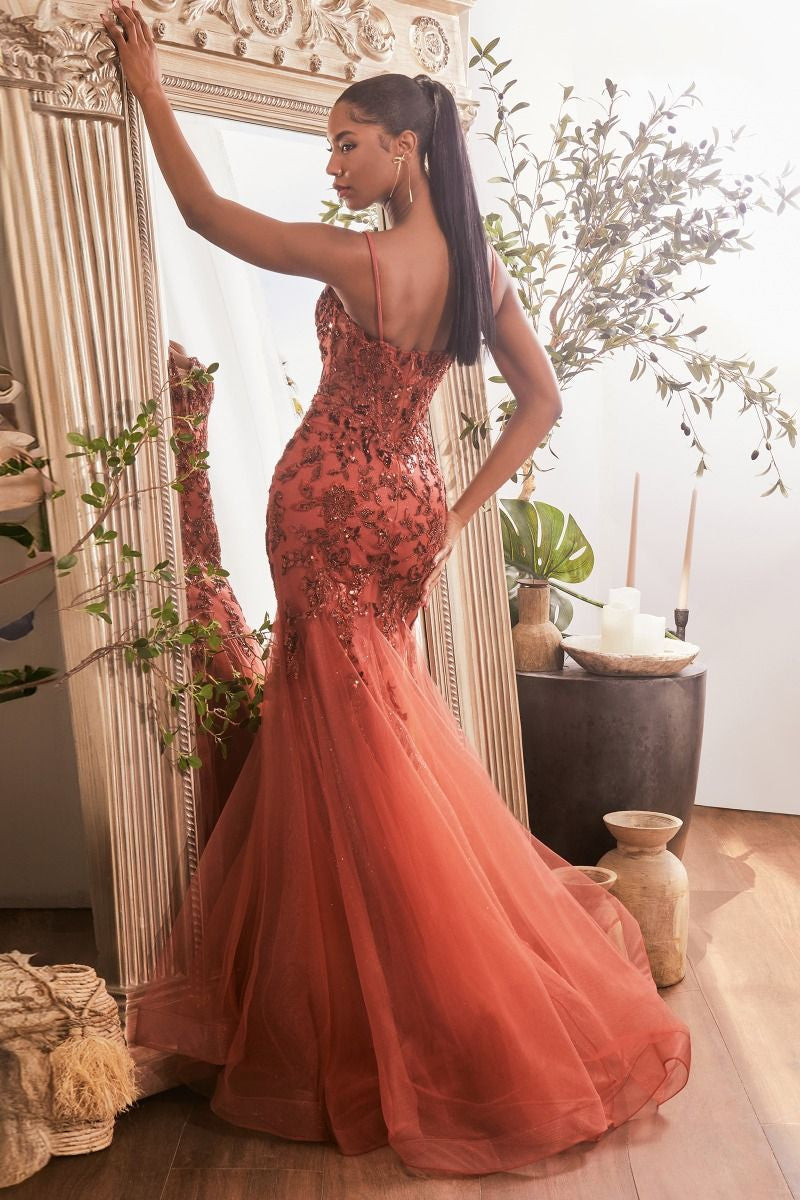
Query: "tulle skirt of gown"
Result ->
[[130, 604, 691, 1177]]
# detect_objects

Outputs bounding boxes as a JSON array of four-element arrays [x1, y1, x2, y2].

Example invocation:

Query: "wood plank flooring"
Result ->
[[2, 805, 798, 1198]]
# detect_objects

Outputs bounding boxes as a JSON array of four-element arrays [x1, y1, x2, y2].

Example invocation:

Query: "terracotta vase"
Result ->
[[596, 811, 689, 986], [512, 579, 564, 672]]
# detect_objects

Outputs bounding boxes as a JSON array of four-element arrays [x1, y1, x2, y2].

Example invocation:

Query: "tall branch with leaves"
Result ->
[[0, 364, 270, 771], [467, 36, 798, 497]]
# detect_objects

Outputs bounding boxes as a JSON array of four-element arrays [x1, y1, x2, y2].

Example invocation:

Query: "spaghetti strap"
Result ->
[[363, 231, 384, 343], [489, 244, 497, 290]]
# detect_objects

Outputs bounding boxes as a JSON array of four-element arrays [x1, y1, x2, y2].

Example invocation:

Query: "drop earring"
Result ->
[[387, 153, 413, 205]]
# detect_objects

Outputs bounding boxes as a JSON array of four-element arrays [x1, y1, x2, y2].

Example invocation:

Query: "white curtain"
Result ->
[[146, 113, 308, 631]]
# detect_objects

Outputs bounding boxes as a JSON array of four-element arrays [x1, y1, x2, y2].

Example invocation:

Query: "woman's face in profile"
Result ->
[[326, 102, 390, 210]]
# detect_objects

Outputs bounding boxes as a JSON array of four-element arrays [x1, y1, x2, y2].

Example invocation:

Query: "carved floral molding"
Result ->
[[0, 4, 475, 211], [0, 0, 122, 117], [0, 0, 456, 117], [176, 0, 397, 59]]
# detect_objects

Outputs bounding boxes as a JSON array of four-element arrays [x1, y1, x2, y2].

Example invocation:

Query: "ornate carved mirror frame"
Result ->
[[0, 0, 526, 1068]]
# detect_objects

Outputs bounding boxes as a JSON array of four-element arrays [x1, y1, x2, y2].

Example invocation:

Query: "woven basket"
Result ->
[[0, 951, 139, 1187], [46, 963, 131, 1155], [47, 1116, 115, 1156]]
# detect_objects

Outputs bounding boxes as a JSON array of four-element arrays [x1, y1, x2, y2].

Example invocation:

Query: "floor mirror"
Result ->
[[0, 0, 526, 1089]]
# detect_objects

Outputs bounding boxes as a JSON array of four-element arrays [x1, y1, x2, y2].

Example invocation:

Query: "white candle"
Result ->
[[608, 586, 640, 614], [601, 604, 636, 652], [626, 472, 640, 587], [632, 613, 666, 655], [677, 489, 698, 609]]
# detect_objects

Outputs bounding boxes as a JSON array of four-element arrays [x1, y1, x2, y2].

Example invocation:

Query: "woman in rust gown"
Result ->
[[106, 5, 691, 1178]]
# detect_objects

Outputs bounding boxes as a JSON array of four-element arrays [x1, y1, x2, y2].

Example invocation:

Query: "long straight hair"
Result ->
[[335, 73, 495, 365]]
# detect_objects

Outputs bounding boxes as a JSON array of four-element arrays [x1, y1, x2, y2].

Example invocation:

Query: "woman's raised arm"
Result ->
[[101, 0, 357, 283]]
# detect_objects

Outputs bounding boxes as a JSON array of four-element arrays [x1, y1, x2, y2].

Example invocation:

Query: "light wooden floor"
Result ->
[[3, 805, 799, 1199]]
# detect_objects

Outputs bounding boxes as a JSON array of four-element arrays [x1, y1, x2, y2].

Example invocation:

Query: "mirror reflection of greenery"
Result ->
[[0, 364, 269, 775]]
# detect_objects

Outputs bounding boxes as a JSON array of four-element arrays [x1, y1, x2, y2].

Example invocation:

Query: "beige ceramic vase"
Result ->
[[512, 579, 564, 672], [597, 811, 689, 986]]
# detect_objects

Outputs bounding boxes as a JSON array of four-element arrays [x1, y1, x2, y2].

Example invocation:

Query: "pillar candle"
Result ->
[[601, 604, 635, 652], [608, 586, 640, 613], [632, 613, 666, 655]]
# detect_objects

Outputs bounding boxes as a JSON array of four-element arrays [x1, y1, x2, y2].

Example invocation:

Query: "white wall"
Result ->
[[0, 587, 89, 905], [468, 1, 800, 814], [0, 253, 90, 907]]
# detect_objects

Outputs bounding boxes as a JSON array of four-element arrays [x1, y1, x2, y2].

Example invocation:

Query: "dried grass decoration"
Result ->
[[49, 1016, 137, 1123], [45, 961, 138, 1126]]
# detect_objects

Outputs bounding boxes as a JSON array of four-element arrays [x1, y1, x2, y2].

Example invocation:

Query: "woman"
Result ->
[[104, 1, 691, 1178]]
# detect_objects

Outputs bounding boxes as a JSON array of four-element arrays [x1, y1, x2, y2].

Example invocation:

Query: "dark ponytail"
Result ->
[[336, 72, 495, 366]]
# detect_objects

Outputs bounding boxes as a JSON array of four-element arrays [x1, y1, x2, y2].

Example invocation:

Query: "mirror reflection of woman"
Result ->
[[103, 2, 690, 1179], [166, 338, 265, 851]]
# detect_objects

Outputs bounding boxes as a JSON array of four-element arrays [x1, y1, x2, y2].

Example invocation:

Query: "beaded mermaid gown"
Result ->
[[131, 231, 690, 1177]]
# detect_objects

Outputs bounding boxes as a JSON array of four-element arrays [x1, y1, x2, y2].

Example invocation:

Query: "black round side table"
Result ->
[[516, 660, 707, 866]]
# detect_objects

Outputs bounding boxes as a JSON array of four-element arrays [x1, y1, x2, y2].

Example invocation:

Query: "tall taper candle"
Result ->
[[626, 472, 640, 588], [677, 488, 698, 609]]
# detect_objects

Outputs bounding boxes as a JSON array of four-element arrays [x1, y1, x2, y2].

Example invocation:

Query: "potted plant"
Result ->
[[500, 497, 596, 636]]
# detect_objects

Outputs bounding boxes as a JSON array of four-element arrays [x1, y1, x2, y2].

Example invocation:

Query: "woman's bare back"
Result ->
[[331, 228, 497, 356]]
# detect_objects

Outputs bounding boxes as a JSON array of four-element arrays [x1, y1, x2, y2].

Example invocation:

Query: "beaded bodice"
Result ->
[[309, 284, 453, 447], [265, 231, 457, 678]]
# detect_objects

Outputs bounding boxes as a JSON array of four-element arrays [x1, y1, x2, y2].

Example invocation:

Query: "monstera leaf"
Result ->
[[500, 499, 594, 633], [500, 499, 594, 582]]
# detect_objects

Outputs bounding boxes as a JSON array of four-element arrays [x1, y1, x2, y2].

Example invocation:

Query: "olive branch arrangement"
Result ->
[[0, 363, 271, 772], [467, 35, 797, 496], [323, 44, 798, 495]]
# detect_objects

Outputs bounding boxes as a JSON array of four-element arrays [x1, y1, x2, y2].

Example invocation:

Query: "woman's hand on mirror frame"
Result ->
[[100, 0, 163, 104], [420, 509, 466, 608]]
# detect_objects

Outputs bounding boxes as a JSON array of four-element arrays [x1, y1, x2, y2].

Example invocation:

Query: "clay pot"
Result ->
[[597, 811, 689, 986], [512, 579, 564, 672]]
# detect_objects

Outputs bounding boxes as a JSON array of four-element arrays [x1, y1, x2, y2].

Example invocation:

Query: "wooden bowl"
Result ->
[[562, 634, 700, 677]]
